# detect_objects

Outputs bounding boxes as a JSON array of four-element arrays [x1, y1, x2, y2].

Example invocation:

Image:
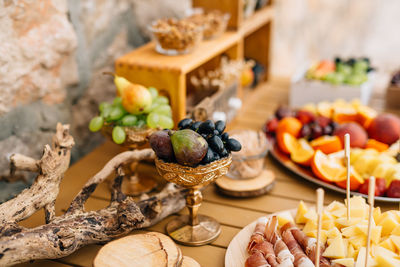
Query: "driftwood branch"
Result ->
[[0, 124, 186, 266], [0, 123, 74, 224]]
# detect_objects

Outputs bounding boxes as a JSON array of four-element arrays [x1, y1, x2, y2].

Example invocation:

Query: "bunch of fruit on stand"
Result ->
[[305, 57, 374, 86], [89, 74, 174, 144], [272, 196, 400, 266], [150, 118, 241, 167], [265, 99, 400, 198]]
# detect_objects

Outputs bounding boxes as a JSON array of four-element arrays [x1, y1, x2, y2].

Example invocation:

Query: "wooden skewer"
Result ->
[[315, 188, 324, 267], [344, 133, 351, 221], [365, 176, 375, 267]]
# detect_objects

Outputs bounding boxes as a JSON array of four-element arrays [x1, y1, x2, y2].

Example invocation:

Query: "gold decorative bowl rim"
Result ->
[[154, 155, 232, 188], [101, 124, 158, 149]]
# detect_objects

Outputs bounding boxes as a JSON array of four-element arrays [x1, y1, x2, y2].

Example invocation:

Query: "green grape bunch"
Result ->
[[89, 86, 174, 144]]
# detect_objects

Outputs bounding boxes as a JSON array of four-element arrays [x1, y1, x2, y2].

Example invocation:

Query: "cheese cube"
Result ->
[[391, 224, 400, 236], [295, 201, 308, 224], [373, 207, 382, 224], [348, 235, 367, 250], [375, 256, 400, 267], [323, 235, 346, 258], [355, 247, 375, 267], [378, 237, 396, 252], [327, 227, 341, 239], [347, 243, 357, 259], [390, 235, 400, 252], [322, 212, 336, 230], [277, 212, 294, 227], [304, 209, 317, 222], [336, 217, 363, 229], [332, 258, 354, 267], [303, 220, 317, 234], [378, 213, 399, 237]]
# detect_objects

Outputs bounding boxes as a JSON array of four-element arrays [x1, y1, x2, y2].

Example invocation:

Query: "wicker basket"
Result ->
[[155, 155, 232, 188]]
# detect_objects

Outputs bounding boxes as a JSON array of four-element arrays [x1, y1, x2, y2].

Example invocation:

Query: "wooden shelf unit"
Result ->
[[115, 32, 242, 124], [115, 1, 274, 123]]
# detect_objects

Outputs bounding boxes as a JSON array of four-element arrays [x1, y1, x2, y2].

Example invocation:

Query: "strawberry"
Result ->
[[358, 178, 386, 196], [387, 180, 400, 198]]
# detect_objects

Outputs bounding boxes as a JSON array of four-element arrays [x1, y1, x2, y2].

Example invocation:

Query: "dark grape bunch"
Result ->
[[178, 118, 242, 165]]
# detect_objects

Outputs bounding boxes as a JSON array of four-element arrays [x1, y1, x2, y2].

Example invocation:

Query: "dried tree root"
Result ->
[[0, 124, 186, 266]]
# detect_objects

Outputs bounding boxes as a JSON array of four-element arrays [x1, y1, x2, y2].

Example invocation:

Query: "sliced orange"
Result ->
[[311, 150, 344, 182], [357, 105, 377, 129], [277, 132, 297, 154], [291, 139, 315, 166], [334, 167, 364, 190], [365, 139, 389, 152], [332, 106, 358, 123], [310, 135, 343, 154], [276, 117, 302, 137]]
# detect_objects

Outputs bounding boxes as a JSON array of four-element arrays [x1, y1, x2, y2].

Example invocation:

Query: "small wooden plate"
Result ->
[[215, 169, 275, 197]]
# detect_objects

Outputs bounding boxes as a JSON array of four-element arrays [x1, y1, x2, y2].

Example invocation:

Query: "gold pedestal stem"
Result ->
[[186, 188, 202, 226]]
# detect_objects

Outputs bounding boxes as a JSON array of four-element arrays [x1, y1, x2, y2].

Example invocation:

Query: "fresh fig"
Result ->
[[149, 130, 175, 162], [170, 129, 208, 167]]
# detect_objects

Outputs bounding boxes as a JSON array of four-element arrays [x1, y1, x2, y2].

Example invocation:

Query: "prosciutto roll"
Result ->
[[251, 241, 279, 267], [274, 237, 294, 267], [288, 225, 331, 267], [245, 251, 271, 267], [282, 230, 314, 267], [248, 218, 267, 252]]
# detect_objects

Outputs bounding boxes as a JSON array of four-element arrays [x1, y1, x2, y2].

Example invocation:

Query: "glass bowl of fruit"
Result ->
[[150, 118, 241, 246], [226, 130, 269, 180]]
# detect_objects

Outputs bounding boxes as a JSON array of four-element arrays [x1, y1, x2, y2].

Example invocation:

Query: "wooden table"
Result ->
[[18, 78, 398, 267]]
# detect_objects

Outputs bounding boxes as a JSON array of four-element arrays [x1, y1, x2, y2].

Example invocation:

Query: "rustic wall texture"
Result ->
[[0, 0, 190, 202], [1, 0, 399, 201]]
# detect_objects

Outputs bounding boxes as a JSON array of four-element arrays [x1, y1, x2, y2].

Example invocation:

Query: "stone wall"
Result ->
[[0, 0, 190, 202]]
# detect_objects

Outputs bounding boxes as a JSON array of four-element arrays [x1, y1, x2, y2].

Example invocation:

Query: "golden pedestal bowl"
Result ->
[[102, 124, 159, 196], [155, 155, 232, 246]]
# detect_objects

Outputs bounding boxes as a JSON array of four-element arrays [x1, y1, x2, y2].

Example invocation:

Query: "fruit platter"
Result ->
[[264, 99, 400, 202], [226, 195, 400, 267], [290, 57, 375, 107]]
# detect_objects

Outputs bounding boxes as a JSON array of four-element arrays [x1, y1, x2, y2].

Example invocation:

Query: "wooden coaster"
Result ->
[[215, 169, 275, 197], [182, 256, 201, 267]]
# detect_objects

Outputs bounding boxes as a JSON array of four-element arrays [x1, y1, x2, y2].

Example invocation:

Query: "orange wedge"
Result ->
[[332, 106, 358, 123], [334, 167, 364, 190], [277, 132, 297, 154], [291, 139, 315, 166], [276, 117, 302, 137], [357, 105, 377, 129], [365, 139, 389, 152], [311, 150, 344, 182], [310, 135, 343, 154]]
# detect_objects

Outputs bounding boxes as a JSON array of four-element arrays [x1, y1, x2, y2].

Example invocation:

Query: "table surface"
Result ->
[[17, 78, 399, 267]]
